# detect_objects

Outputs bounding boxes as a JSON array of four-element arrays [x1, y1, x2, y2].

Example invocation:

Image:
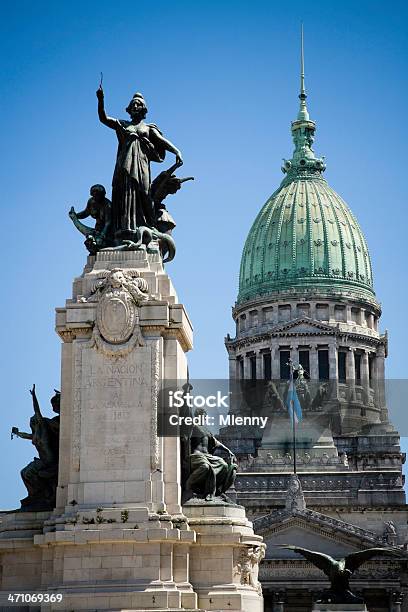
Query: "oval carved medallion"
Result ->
[[97, 289, 136, 344]]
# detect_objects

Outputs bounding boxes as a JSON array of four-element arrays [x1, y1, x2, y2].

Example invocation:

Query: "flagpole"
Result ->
[[293, 400, 297, 475], [288, 358, 297, 475]]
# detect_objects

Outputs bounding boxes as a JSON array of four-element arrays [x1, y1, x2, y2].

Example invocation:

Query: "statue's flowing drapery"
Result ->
[[186, 425, 236, 498], [112, 121, 165, 235]]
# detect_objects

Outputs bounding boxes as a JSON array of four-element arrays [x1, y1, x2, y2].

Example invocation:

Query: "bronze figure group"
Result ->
[[69, 86, 193, 261]]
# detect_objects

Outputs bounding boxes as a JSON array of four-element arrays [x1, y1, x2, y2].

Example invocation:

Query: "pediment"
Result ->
[[271, 317, 335, 336], [263, 524, 359, 559], [253, 508, 385, 559]]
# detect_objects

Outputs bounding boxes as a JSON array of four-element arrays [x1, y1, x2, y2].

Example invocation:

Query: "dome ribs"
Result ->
[[305, 181, 314, 276], [325, 186, 346, 279], [236, 177, 376, 303], [310, 179, 330, 276], [275, 184, 292, 285], [291, 181, 299, 278]]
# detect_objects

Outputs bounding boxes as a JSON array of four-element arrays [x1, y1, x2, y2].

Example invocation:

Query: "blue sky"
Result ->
[[1, 0, 407, 508]]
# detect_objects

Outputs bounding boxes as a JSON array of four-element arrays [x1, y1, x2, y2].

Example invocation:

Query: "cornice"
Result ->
[[233, 289, 381, 319], [226, 322, 384, 352]]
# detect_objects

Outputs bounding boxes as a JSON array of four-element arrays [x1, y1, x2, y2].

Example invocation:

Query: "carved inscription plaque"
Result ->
[[73, 342, 154, 488]]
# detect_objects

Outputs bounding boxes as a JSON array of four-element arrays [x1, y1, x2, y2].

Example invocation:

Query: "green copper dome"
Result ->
[[238, 45, 374, 305], [238, 177, 374, 304]]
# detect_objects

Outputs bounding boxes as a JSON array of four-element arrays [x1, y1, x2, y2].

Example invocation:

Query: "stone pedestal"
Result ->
[[184, 501, 265, 612], [312, 605, 368, 611], [55, 250, 192, 517]]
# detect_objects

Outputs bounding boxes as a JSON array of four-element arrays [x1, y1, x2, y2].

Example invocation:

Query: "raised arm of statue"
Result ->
[[30, 384, 43, 421], [96, 86, 118, 130]]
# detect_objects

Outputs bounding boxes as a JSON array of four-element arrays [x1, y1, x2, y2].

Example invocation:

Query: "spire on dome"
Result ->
[[281, 25, 326, 181], [298, 24, 309, 121]]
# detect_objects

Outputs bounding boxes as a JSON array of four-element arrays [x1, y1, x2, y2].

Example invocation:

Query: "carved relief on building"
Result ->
[[285, 474, 306, 511], [383, 520, 398, 546], [83, 269, 150, 357], [234, 545, 266, 594]]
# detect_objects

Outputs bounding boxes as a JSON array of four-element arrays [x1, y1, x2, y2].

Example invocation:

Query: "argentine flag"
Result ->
[[287, 380, 303, 424]]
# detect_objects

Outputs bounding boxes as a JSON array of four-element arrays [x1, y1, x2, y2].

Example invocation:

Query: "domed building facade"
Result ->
[[224, 45, 408, 611]]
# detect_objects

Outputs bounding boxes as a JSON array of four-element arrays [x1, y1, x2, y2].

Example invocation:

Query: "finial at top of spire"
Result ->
[[297, 23, 309, 121]]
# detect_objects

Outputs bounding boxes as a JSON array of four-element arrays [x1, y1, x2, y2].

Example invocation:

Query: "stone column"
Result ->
[[329, 343, 338, 399], [376, 344, 387, 422], [236, 357, 242, 379], [271, 345, 280, 380], [256, 351, 263, 380], [329, 303, 336, 323], [346, 304, 352, 324], [309, 344, 319, 381], [361, 350, 370, 406], [346, 347, 356, 401], [243, 355, 251, 379], [328, 343, 338, 378], [227, 348, 236, 381]]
